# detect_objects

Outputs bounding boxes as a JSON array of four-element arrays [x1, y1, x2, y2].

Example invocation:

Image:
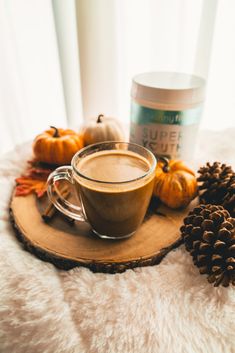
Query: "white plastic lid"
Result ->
[[131, 72, 206, 106]]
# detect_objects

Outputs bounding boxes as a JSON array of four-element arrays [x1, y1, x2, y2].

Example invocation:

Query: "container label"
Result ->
[[130, 102, 202, 160]]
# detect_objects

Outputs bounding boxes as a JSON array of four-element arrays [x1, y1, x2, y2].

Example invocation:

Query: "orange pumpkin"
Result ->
[[33, 126, 84, 165], [153, 157, 198, 209]]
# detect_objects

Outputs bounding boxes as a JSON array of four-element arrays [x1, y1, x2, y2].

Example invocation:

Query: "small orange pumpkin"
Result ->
[[33, 126, 84, 165], [153, 157, 198, 209]]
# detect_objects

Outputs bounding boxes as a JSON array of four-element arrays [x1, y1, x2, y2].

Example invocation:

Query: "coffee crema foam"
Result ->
[[75, 150, 153, 192]]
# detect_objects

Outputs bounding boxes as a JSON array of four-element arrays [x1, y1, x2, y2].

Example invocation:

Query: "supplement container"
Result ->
[[130, 72, 206, 160]]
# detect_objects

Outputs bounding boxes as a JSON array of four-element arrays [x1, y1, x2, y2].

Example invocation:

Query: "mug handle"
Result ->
[[47, 166, 85, 222]]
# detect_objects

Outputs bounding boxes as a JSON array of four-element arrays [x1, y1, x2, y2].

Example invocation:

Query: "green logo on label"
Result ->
[[131, 101, 202, 126]]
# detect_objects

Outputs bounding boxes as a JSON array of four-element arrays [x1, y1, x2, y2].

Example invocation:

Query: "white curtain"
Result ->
[[76, 0, 217, 123], [52, 0, 83, 127], [202, 0, 235, 130], [0, 0, 234, 155], [0, 0, 68, 154]]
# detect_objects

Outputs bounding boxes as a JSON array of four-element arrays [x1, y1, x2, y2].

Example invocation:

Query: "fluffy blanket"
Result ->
[[0, 130, 235, 353]]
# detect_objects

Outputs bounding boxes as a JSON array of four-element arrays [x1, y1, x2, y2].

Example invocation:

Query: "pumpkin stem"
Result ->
[[50, 126, 60, 138], [159, 156, 170, 173], [97, 114, 104, 123]]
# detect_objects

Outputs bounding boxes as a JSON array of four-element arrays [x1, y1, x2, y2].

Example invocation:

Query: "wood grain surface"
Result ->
[[10, 191, 197, 273]]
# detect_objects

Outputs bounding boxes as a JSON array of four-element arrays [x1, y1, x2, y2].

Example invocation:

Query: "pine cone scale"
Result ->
[[181, 204, 235, 287], [197, 162, 235, 217]]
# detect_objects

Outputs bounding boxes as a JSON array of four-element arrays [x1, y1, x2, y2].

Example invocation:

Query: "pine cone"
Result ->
[[180, 204, 235, 287], [197, 162, 235, 216]]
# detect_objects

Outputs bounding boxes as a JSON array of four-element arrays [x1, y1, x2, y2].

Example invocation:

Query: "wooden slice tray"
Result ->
[[10, 190, 197, 273]]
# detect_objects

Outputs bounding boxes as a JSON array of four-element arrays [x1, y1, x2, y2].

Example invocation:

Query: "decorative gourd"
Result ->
[[82, 114, 124, 146], [153, 157, 198, 209], [33, 126, 84, 165]]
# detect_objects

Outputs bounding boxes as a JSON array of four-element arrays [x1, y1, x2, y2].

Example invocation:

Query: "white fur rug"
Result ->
[[0, 130, 235, 353]]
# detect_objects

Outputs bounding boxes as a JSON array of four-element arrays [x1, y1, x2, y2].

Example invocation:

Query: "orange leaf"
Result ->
[[15, 177, 47, 198], [15, 160, 55, 198]]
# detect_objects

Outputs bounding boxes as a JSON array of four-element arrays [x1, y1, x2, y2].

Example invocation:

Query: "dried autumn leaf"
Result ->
[[24, 167, 53, 180], [15, 161, 55, 198], [15, 177, 47, 198]]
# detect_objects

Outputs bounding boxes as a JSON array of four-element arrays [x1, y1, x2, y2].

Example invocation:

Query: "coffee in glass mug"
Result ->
[[47, 142, 156, 239]]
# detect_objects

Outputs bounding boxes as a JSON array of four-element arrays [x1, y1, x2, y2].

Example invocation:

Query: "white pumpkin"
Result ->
[[82, 114, 124, 146]]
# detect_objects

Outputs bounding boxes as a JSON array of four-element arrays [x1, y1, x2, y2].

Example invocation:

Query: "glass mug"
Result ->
[[47, 142, 157, 239]]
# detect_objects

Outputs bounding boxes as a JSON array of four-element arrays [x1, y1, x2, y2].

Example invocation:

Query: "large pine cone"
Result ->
[[197, 162, 235, 216], [181, 204, 235, 287]]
